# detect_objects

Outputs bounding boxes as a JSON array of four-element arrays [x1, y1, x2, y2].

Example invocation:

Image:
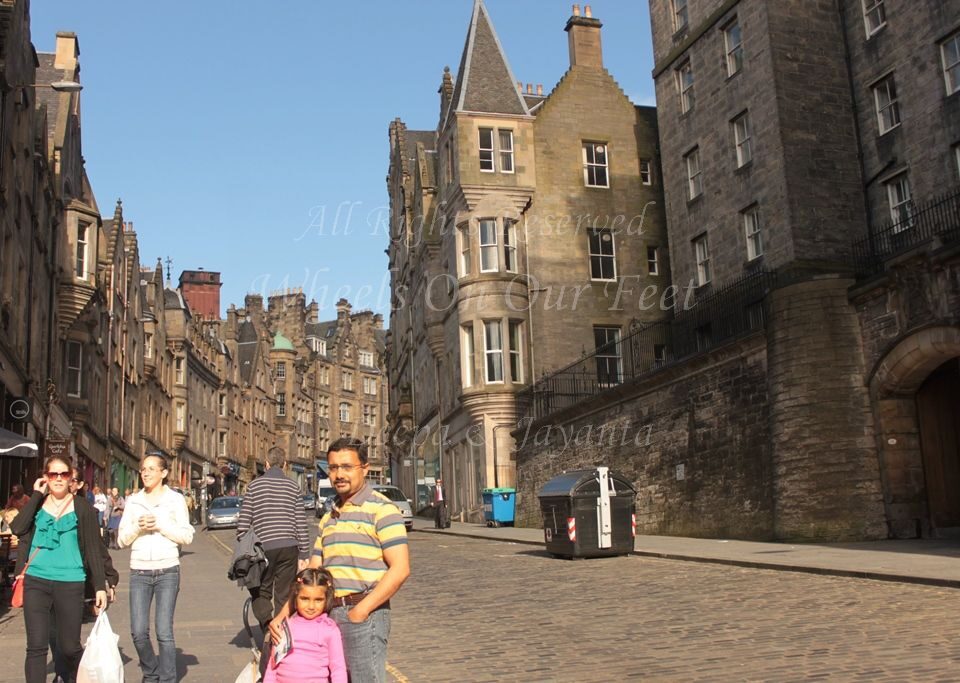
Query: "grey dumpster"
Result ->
[[538, 467, 636, 558]]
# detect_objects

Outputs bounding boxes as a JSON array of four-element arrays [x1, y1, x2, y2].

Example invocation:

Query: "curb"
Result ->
[[416, 527, 960, 590]]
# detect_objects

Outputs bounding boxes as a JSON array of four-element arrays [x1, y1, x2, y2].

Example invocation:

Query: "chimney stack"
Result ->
[[526, 83, 533, 94], [566, 6, 604, 69], [537, 84, 544, 96]]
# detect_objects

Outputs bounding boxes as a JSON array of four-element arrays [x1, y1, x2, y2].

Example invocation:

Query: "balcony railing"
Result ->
[[517, 269, 777, 424], [853, 187, 960, 277]]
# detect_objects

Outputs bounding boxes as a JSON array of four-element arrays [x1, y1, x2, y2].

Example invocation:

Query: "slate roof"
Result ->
[[163, 288, 187, 311], [237, 321, 259, 384], [35, 53, 62, 144], [445, 0, 529, 128]]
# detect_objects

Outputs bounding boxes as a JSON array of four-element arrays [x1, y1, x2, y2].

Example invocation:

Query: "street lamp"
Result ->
[[22, 80, 84, 93]]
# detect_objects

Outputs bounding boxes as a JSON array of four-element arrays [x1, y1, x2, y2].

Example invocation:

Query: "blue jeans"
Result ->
[[130, 566, 180, 683], [330, 606, 390, 683]]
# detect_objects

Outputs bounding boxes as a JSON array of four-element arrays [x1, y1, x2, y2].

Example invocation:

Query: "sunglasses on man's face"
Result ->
[[45, 471, 72, 480]]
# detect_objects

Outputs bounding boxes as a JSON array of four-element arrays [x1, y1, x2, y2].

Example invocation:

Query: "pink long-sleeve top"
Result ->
[[263, 613, 347, 683]]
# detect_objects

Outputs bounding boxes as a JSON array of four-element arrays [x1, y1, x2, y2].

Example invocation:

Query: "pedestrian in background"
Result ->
[[271, 438, 410, 683], [107, 487, 124, 549], [434, 478, 450, 529], [11, 455, 107, 683], [92, 486, 108, 531], [5, 483, 30, 511], [237, 446, 310, 678], [119, 452, 194, 683]]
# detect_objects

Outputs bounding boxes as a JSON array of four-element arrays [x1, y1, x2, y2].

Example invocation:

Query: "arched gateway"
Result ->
[[872, 326, 960, 538]]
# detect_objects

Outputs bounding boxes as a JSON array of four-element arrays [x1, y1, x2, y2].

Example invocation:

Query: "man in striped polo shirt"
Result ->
[[270, 437, 410, 682], [237, 446, 309, 655]]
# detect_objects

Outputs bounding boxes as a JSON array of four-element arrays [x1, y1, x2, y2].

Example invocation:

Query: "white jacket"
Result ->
[[118, 486, 195, 569]]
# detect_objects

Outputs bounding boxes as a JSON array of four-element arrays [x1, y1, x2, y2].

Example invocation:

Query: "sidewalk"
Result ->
[[413, 518, 960, 588]]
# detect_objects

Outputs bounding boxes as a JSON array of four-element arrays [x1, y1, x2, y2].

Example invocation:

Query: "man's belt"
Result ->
[[332, 591, 390, 611]]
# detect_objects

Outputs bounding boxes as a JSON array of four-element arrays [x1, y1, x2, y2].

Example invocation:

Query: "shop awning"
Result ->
[[0, 427, 39, 458]]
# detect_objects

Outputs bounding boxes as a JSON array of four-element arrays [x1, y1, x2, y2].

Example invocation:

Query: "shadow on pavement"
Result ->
[[176, 648, 199, 679]]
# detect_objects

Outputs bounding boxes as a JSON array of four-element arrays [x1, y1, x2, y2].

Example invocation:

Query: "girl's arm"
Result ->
[[117, 499, 143, 548], [327, 622, 348, 683], [155, 493, 195, 546]]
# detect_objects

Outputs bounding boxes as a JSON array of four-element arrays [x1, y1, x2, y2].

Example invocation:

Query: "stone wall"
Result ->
[[515, 333, 774, 539]]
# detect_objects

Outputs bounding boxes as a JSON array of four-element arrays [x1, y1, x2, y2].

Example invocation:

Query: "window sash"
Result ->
[[479, 219, 499, 272], [583, 143, 609, 187], [640, 160, 653, 185], [744, 209, 763, 260], [594, 327, 623, 386], [276, 362, 286, 380], [508, 321, 523, 384], [277, 393, 286, 417], [176, 404, 185, 432], [483, 321, 504, 383], [499, 130, 514, 173], [342, 371, 353, 390], [874, 77, 900, 133], [339, 403, 350, 422], [479, 128, 495, 172], [862, 0, 886, 35], [673, 0, 688, 31], [886, 175, 914, 232], [734, 114, 752, 167], [588, 229, 616, 280], [76, 225, 87, 277], [725, 22, 743, 76], [459, 226, 471, 276], [686, 149, 702, 199], [942, 34, 960, 95], [461, 325, 475, 388], [677, 63, 694, 113], [359, 351, 373, 366], [647, 246, 659, 275], [503, 219, 517, 273], [694, 237, 711, 286], [66, 341, 83, 397], [175, 359, 184, 384]]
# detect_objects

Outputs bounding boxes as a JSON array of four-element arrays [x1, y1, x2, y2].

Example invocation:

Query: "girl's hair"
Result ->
[[287, 568, 335, 615], [43, 455, 72, 473]]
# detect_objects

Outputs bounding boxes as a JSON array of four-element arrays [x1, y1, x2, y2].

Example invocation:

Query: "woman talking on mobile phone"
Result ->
[[9, 455, 107, 683], [118, 452, 194, 683]]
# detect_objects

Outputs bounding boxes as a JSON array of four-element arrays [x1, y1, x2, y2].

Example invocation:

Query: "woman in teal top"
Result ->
[[10, 455, 106, 683]]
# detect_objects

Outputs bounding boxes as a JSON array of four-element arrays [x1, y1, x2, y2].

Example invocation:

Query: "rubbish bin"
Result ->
[[538, 467, 636, 558], [482, 488, 516, 527]]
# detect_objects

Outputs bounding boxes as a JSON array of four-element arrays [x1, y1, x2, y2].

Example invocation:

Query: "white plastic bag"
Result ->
[[234, 648, 260, 683], [77, 610, 124, 683]]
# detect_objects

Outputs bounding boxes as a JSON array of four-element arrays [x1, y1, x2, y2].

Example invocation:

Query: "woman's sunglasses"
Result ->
[[45, 471, 72, 480]]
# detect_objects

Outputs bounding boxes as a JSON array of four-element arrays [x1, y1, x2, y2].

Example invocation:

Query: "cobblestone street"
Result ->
[[388, 534, 960, 682], [2, 528, 959, 682]]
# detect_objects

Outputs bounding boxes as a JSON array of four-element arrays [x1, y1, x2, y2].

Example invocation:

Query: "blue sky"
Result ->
[[32, 1, 656, 319]]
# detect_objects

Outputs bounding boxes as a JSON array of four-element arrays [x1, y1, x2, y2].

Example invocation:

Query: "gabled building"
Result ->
[[387, 1, 668, 519]]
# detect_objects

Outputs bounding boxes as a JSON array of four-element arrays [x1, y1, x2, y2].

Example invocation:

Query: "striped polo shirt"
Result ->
[[313, 484, 408, 597]]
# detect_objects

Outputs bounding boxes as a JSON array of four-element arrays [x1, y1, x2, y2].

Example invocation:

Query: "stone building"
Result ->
[[513, 1, 960, 542], [386, 1, 669, 519], [0, 1, 68, 494]]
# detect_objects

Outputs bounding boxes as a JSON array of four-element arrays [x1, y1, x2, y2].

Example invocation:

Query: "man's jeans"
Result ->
[[330, 606, 391, 683], [130, 566, 180, 683]]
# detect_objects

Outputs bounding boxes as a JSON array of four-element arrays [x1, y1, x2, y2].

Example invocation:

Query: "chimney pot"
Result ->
[[526, 83, 533, 94], [573, 4, 580, 16], [517, 81, 523, 92], [537, 84, 543, 96], [585, 5, 592, 18]]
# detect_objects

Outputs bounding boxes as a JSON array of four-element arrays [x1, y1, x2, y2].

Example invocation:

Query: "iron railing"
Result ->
[[517, 269, 777, 424], [852, 187, 960, 277]]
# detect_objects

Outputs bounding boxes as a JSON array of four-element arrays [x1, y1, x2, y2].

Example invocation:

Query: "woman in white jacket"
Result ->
[[118, 453, 194, 683]]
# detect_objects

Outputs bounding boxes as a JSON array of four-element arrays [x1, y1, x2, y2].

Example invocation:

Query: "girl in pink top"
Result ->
[[264, 568, 347, 683]]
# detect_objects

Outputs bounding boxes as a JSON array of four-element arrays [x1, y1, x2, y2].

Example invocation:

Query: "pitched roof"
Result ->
[[445, 0, 529, 128]]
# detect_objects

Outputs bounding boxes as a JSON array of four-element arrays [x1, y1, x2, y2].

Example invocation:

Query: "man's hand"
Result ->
[[347, 606, 369, 624], [94, 590, 108, 614], [108, 586, 116, 604]]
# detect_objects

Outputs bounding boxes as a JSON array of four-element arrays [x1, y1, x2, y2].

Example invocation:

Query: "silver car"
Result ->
[[373, 485, 414, 530], [206, 496, 241, 529]]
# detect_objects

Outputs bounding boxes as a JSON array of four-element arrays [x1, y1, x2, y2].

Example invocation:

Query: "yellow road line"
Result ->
[[387, 662, 411, 683], [209, 532, 233, 555]]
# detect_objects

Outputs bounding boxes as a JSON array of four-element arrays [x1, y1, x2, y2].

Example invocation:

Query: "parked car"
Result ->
[[315, 486, 336, 518], [302, 493, 316, 511], [373, 485, 414, 530], [206, 496, 242, 530]]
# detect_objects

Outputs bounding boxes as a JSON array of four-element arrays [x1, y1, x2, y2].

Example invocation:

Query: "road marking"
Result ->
[[387, 662, 410, 683], [210, 533, 233, 554]]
